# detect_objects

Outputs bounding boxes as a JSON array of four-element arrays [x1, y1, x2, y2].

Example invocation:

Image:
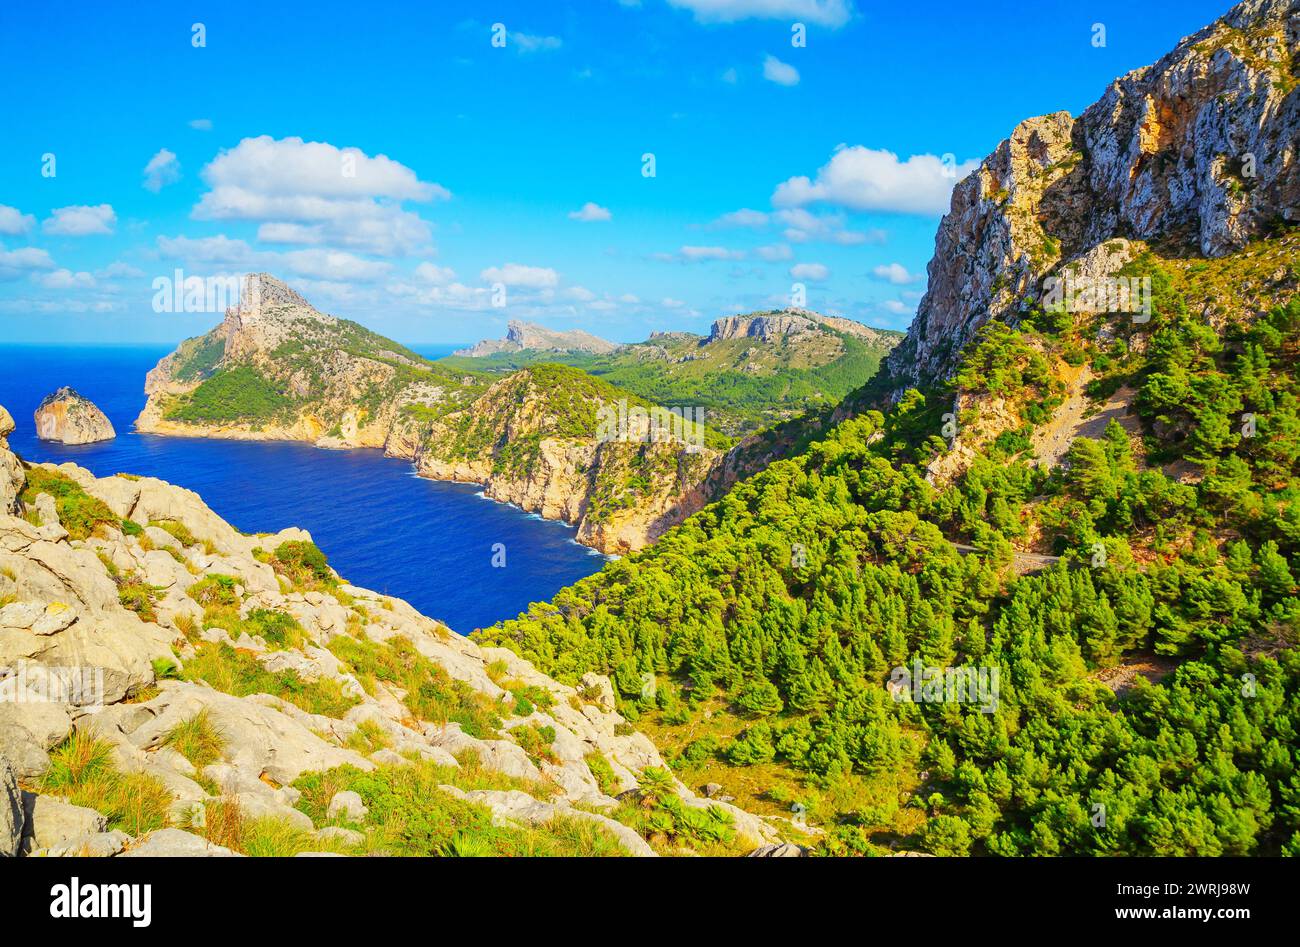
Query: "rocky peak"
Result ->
[[888, 0, 1298, 390], [33, 388, 115, 445]]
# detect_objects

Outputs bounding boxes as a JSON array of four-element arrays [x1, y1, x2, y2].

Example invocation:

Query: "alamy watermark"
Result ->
[[1041, 274, 1152, 323], [0, 664, 105, 709], [888, 659, 1000, 713], [596, 399, 706, 452], [152, 269, 244, 314]]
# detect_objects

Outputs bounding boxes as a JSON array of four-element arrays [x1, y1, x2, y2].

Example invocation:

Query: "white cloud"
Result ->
[[678, 245, 744, 262], [0, 205, 36, 235], [762, 54, 800, 86], [667, 0, 852, 27], [43, 204, 116, 236], [279, 249, 391, 281], [662, 297, 687, 308], [143, 148, 182, 192], [480, 263, 560, 289], [513, 32, 562, 53], [155, 234, 390, 282], [189, 118, 213, 131], [566, 285, 597, 302], [790, 262, 829, 281], [0, 246, 55, 280], [156, 234, 258, 264], [568, 202, 612, 222], [414, 262, 456, 284], [96, 261, 146, 279], [721, 67, 738, 84], [773, 145, 979, 215], [881, 299, 913, 315], [756, 243, 793, 261], [871, 262, 921, 285], [34, 268, 96, 290], [711, 208, 768, 228], [193, 135, 448, 256], [774, 207, 881, 245]]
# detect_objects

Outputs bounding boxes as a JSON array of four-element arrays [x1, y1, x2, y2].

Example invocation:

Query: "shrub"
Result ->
[[180, 642, 360, 718], [18, 467, 121, 540], [162, 709, 226, 768]]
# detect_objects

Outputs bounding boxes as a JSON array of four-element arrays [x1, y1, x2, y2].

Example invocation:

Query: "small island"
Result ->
[[33, 386, 116, 444]]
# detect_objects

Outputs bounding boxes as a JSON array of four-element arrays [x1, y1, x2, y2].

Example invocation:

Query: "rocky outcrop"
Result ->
[[888, 0, 1299, 390], [708, 312, 820, 343], [0, 409, 781, 856], [454, 320, 620, 357], [0, 408, 22, 515], [707, 308, 896, 346], [1, 757, 21, 856], [33, 388, 115, 445]]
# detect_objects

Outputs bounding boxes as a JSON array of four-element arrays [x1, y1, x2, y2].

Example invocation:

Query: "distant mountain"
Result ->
[[136, 274, 730, 555], [453, 320, 620, 357], [441, 309, 902, 437]]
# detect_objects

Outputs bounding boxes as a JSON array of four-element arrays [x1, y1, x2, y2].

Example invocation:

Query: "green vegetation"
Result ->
[[166, 365, 297, 423], [41, 731, 173, 836], [327, 632, 503, 739], [293, 759, 626, 857], [18, 466, 130, 540], [477, 237, 1300, 856], [269, 540, 338, 591], [171, 333, 226, 382], [180, 642, 360, 718], [162, 709, 226, 769], [439, 322, 902, 437]]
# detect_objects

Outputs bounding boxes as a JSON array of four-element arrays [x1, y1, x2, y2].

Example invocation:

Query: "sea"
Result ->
[[0, 345, 607, 633]]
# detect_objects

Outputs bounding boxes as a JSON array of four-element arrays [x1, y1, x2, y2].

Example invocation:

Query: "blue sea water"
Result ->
[[0, 345, 607, 633]]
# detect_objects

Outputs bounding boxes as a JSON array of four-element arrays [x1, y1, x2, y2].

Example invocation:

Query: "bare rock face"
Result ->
[[889, 0, 1298, 390], [0, 407, 23, 514], [34, 388, 115, 445], [708, 312, 819, 343]]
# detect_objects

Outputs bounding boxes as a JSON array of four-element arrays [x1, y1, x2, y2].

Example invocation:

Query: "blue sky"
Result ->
[[0, 0, 1232, 346]]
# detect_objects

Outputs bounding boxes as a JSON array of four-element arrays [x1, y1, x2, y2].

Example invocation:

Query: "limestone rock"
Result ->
[[454, 320, 619, 357], [326, 790, 368, 823], [0, 406, 23, 515], [746, 842, 806, 857], [888, 0, 1300, 391], [578, 672, 616, 712], [33, 388, 116, 445], [36, 829, 132, 857], [20, 794, 108, 852], [1, 757, 22, 857], [0, 700, 74, 778], [121, 828, 242, 857]]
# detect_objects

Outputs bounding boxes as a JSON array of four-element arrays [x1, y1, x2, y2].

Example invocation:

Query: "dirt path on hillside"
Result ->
[[1031, 363, 1142, 470]]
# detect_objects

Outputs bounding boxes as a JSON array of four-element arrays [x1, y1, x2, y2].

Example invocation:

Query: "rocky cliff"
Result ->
[[33, 388, 115, 445], [708, 309, 895, 346], [137, 275, 726, 555], [888, 0, 1298, 391], [0, 407, 781, 857], [454, 320, 620, 357]]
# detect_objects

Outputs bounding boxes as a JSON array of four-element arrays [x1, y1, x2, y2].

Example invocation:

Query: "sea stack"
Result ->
[[34, 387, 116, 444]]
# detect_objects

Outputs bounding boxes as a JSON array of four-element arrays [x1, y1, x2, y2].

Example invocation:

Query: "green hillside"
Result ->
[[439, 322, 901, 437], [476, 231, 1300, 856]]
